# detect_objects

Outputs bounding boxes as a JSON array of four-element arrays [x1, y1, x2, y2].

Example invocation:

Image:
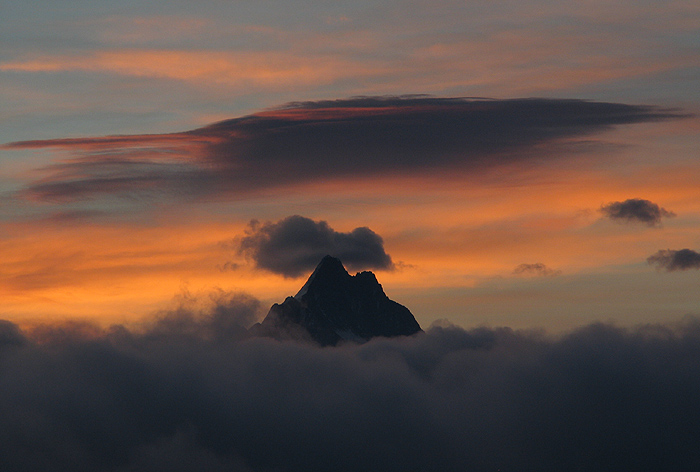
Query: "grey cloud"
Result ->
[[0, 319, 25, 347], [2, 316, 700, 471], [144, 290, 263, 342], [6, 96, 687, 207], [513, 263, 562, 277], [238, 215, 393, 277], [647, 248, 700, 272], [601, 198, 675, 226], [23, 157, 210, 204]]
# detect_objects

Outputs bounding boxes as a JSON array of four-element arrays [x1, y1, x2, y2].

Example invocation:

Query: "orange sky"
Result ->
[[3, 110, 699, 330], [1, 1, 699, 332], [3, 4, 700, 471]]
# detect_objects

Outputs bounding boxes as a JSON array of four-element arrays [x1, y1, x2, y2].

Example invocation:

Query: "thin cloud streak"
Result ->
[[3, 5, 696, 100], [513, 263, 562, 277], [6, 96, 686, 208], [0, 50, 383, 87]]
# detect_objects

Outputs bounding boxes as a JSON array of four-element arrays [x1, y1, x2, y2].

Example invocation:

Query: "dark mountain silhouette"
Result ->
[[250, 255, 422, 345]]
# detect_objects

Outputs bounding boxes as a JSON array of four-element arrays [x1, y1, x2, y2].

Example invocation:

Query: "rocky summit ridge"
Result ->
[[250, 255, 422, 346]]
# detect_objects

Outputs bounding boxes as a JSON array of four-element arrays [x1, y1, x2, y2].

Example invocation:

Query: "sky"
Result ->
[[2, 1, 700, 470], [2, 0, 699, 331]]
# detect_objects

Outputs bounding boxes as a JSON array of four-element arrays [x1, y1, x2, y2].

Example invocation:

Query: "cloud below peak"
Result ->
[[3, 316, 700, 471]]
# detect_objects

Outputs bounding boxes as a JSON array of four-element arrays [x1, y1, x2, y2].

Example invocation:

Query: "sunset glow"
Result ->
[[1, 1, 700, 469]]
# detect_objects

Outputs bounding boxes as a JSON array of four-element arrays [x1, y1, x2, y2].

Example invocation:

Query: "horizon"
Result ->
[[1, 1, 700, 470]]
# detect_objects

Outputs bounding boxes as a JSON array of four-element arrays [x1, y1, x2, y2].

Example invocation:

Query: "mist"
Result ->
[[2, 309, 700, 471]]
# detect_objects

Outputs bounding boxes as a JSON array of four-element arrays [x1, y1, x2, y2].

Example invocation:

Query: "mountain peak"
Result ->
[[295, 255, 349, 299], [317, 254, 345, 270], [256, 255, 422, 346]]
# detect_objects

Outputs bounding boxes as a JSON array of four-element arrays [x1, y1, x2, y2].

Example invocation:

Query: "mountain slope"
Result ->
[[252, 255, 422, 345]]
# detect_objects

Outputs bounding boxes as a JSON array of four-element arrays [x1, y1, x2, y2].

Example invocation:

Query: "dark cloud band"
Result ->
[[238, 215, 393, 277], [6, 96, 687, 207]]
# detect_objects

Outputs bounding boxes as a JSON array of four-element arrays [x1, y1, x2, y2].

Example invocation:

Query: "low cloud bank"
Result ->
[[2, 308, 700, 471]]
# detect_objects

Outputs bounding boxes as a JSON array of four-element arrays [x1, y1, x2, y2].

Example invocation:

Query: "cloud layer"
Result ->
[[648, 248, 700, 271], [2, 313, 700, 471], [238, 215, 393, 277], [601, 198, 675, 226], [7, 97, 684, 208], [513, 263, 562, 277]]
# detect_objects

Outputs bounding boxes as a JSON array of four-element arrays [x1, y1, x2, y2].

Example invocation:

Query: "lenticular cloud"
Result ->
[[8, 97, 684, 208]]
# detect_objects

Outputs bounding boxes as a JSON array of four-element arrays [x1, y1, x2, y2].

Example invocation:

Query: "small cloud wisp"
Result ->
[[600, 198, 675, 227], [647, 248, 700, 272], [513, 263, 562, 277]]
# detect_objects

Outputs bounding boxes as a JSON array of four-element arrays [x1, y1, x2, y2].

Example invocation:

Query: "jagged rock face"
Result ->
[[254, 255, 422, 346]]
